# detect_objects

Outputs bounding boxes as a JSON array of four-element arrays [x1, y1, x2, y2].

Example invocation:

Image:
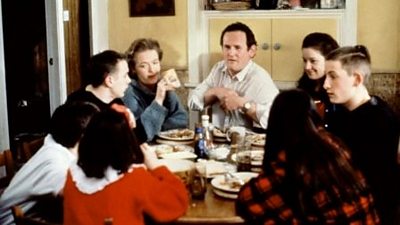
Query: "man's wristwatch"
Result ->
[[242, 101, 252, 113]]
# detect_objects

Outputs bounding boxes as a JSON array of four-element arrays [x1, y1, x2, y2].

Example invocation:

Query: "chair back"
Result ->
[[0, 149, 15, 188], [21, 137, 45, 162], [12, 205, 60, 225]]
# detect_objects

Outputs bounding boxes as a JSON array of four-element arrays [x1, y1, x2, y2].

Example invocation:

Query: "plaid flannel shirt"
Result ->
[[236, 151, 380, 225]]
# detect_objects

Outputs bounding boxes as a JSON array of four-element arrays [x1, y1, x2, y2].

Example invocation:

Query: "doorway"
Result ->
[[0, 0, 90, 154], [2, 0, 50, 151]]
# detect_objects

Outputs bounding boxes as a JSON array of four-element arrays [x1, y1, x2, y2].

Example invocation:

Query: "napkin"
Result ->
[[196, 160, 227, 178]]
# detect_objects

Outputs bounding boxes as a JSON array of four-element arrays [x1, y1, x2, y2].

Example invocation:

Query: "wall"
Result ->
[[108, 0, 187, 69], [358, 0, 400, 72], [357, 1, 400, 117], [108, 1, 400, 72], [108, 1, 400, 117]]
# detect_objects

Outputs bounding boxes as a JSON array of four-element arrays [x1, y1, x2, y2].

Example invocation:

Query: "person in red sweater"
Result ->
[[63, 108, 189, 225]]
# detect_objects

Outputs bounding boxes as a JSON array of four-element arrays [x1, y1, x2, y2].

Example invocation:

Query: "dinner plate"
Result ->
[[159, 159, 195, 173], [159, 151, 197, 160], [151, 144, 174, 157], [231, 150, 264, 166], [196, 160, 227, 178], [211, 172, 258, 193], [212, 188, 238, 199], [155, 138, 194, 146], [246, 134, 266, 147], [158, 128, 195, 141], [208, 145, 230, 161], [213, 128, 226, 138]]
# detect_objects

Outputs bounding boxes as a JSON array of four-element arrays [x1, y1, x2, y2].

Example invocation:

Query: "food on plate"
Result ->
[[221, 180, 244, 189], [161, 68, 181, 88], [211, 172, 258, 194], [247, 134, 266, 146], [219, 176, 251, 189], [173, 145, 188, 152], [231, 150, 264, 166], [160, 128, 194, 140], [213, 128, 226, 138], [251, 152, 264, 162], [152, 144, 174, 157], [153, 144, 195, 159]]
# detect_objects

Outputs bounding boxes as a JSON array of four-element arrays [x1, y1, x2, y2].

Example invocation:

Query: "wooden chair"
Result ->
[[20, 136, 45, 162], [11, 205, 59, 225], [0, 149, 15, 188]]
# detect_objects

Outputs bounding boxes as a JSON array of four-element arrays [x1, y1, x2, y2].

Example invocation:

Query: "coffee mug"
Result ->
[[226, 126, 246, 142]]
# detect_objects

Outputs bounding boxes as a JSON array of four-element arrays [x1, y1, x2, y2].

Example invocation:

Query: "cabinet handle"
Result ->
[[273, 43, 281, 50], [261, 43, 269, 50]]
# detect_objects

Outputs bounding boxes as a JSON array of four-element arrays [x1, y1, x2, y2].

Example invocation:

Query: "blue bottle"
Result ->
[[194, 124, 208, 160]]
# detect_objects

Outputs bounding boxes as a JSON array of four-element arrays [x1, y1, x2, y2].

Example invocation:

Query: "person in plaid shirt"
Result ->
[[236, 89, 380, 224]]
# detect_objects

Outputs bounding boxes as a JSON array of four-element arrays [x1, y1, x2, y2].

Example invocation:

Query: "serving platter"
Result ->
[[158, 128, 195, 141], [211, 172, 258, 193]]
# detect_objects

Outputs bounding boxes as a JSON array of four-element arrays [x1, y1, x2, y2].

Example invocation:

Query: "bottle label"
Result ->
[[195, 139, 208, 159]]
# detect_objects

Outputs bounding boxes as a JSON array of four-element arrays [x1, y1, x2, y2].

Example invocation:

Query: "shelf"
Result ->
[[202, 9, 345, 17]]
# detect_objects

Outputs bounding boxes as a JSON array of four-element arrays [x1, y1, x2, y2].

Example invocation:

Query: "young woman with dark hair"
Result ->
[[297, 32, 339, 121], [236, 89, 380, 224]]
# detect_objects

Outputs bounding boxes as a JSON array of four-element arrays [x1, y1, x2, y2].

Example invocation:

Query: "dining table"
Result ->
[[153, 127, 266, 225], [171, 182, 245, 225]]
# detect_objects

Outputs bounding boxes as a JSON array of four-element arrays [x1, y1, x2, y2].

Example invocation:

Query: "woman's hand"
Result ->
[[155, 78, 175, 105], [140, 143, 162, 170]]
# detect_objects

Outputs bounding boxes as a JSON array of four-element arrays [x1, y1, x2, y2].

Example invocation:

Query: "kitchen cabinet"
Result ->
[[208, 17, 337, 82], [187, 1, 357, 88]]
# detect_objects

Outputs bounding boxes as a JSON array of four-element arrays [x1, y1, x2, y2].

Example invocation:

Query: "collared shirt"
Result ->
[[188, 60, 279, 130]]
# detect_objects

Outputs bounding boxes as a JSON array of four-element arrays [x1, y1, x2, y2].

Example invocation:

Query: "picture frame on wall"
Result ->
[[130, 0, 175, 17]]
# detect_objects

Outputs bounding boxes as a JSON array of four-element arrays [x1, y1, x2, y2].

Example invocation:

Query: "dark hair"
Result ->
[[85, 50, 126, 87], [326, 45, 371, 83], [220, 22, 257, 49], [302, 32, 339, 57], [49, 102, 99, 148], [78, 109, 143, 178], [263, 89, 367, 211], [297, 33, 339, 102], [125, 38, 163, 78]]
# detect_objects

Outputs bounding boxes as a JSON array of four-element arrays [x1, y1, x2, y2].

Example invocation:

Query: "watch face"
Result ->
[[243, 102, 251, 112]]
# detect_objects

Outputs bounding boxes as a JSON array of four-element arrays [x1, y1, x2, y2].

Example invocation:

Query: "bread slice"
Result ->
[[161, 68, 181, 88]]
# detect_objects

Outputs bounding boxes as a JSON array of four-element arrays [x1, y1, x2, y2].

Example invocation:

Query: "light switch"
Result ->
[[63, 10, 69, 21]]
